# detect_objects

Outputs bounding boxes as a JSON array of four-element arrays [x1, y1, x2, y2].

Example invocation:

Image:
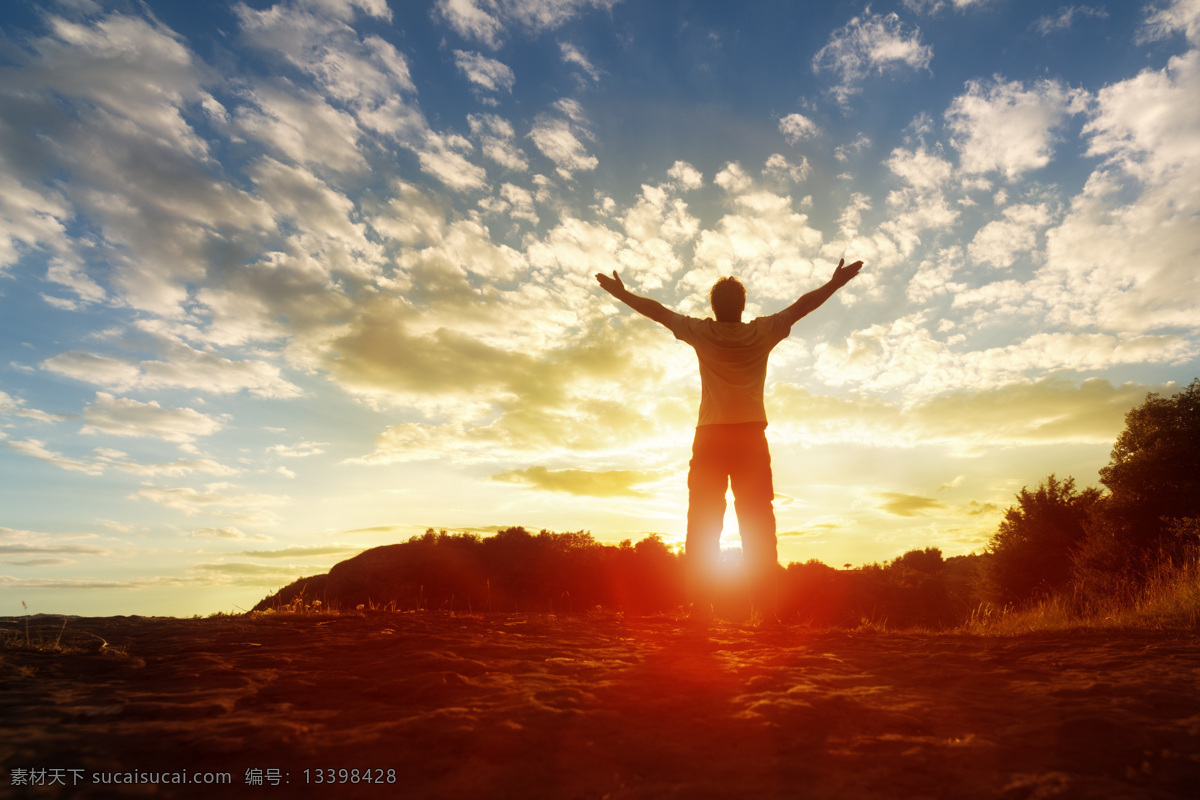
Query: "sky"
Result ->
[[1, 0, 1198, 617]]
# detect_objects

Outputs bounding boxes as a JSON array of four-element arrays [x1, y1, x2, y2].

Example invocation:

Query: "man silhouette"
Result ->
[[595, 258, 863, 618]]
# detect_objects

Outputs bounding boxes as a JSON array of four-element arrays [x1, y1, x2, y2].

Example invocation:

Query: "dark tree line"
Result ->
[[981, 379, 1200, 606], [257, 527, 983, 627], [256, 527, 686, 615]]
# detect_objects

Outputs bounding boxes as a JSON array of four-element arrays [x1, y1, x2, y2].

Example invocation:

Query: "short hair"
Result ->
[[709, 276, 746, 322]]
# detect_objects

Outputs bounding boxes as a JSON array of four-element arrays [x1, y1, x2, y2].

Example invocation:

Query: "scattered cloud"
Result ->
[[469, 113, 530, 171], [490, 466, 668, 497], [967, 202, 1052, 269], [0, 391, 59, 423], [435, 0, 621, 49], [81, 393, 223, 443], [779, 113, 819, 144], [767, 378, 1170, 453], [946, 77, 1088, 180], [560, 42, 602, 82], [529, 98, 598, 179], [876, 492, 946, 517], [763, 154, 811, 183], [1033, 6, 1109, 36], [41, 347, 303, 399], [234, 544, 360, 558], [939, 475, 966, 491], [6, 438, 105, 475], [835, 133, 871, 162], [267, 441, 328, 458], [454, 50, 515, 97], [132, 482, 288, 525], [1139, 0, 1200, 45], [904, 0, 991, 13], [183, 526, 272, 541], [0, 526, 111, 565], [813, 11, 933, 104]]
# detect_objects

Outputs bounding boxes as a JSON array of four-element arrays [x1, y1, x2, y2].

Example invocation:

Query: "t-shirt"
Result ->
[[666, 311, 792, 427]]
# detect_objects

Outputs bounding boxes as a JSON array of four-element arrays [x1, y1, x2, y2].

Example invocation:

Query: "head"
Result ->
[[709, 276, 746, 323]]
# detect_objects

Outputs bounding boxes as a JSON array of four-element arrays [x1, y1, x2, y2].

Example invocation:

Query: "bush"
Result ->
[[1098, 378, 1200, 560], [982, 475, 1101, 606]]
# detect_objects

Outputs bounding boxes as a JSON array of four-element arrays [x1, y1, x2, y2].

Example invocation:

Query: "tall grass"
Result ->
[[960, 548, 1200, 635]]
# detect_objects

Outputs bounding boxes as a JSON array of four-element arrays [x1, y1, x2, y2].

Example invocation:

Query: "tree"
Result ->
[[1098, 378, 1200, 556], [892, 547, 944, 575], [982, 475, 1101, 605]]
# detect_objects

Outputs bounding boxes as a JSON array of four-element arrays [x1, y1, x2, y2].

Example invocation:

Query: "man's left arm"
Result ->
[[780, 258, 863, 326]]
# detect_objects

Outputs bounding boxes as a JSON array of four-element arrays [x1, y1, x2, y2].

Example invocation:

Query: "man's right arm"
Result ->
[[595, 270, 675, 327]]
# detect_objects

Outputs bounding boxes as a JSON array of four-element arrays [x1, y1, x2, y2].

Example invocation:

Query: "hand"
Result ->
[[831, 258, 863, 288], [595, 269, 625, 296]]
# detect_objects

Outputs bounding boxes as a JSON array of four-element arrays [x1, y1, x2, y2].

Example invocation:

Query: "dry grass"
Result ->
[[0, 616, 117, 654], [959, 551, 1200, 635]]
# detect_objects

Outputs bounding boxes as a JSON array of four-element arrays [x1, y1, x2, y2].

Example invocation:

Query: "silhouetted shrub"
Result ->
[[256, 528, 687, 614], [980, 475, 1101, 606], [1093, 379, 1200, 562]]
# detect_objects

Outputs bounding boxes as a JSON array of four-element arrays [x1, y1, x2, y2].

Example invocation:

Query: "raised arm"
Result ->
[[595, 270, 674, 327], [781, 258, 863, 326]]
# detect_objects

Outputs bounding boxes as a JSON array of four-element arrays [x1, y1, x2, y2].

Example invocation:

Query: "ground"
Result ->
[[2, 613, 1199, 798]]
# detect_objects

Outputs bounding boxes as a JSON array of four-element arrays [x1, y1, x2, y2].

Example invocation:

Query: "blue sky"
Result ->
[[2, 0, 1198, 616]]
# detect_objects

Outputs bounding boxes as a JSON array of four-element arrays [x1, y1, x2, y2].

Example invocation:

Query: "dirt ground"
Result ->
[[2, 612, 1199, 798]]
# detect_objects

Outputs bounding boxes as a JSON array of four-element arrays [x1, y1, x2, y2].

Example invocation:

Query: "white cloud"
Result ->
[[560, 42, 601, 82], [42, 345, 302, 399], [236, 1, 413, 106], [906, 246, 965, 304], [233, 82, 368, 174], [666, 161, 703, 191], [94, 450, 241, 478], [763, 154, 811, 183], [501, 182, 539, 224], [529, 99, 598, 179], [968, 202, 1052, 268], [834, 133, 871, 162], [435, 0, 621, 48], [1083, 50, 1200, 183], [468, 113, 530, 171], [883, 145, 959, 240], [454, 50, 516, 94], [81, 393, 224, 443], [768, 377, 1165, 454], [813, 11, 932, 104], [0, 173, 73, 278], [182, 526, 271, 541], [813, 312, 1196, 397], [0, 391, 58, 423], [17, 14, 211, 158], [1039, 48, 1200, 334], [268, 441, 328, 458], [435, 0, 507, 48], [1139, 0, 1200, 45], [132, 481, 288, 525], [779, 113, 819, 144], [1033, 5, 1109, 36], [417, 131, 490, 191], [945, 77, 1088, 180], [6, 439, 104, 475], [0, 526, 110, 563], [904, 0, 991, 12]]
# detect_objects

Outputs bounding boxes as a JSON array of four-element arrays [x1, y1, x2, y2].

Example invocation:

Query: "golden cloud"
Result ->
[[490, 466, 670, 497]]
